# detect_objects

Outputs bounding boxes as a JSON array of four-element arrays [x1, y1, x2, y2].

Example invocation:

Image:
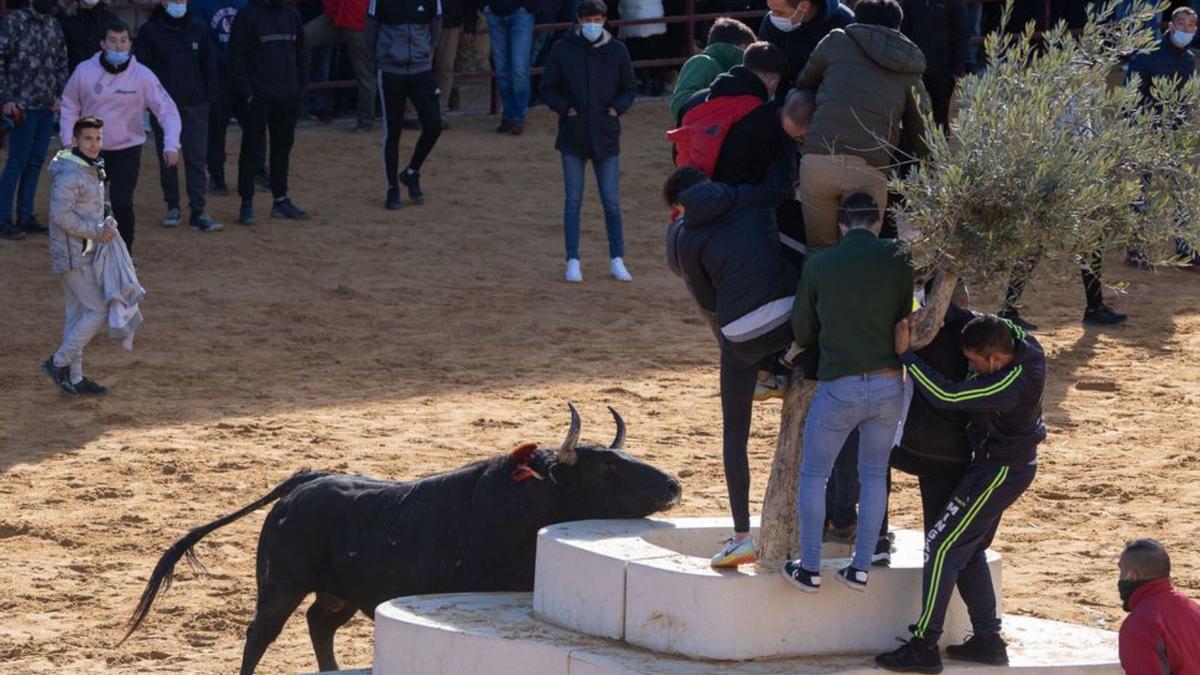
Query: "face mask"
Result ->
[[1119, 578, 1152, 612], [105, 50, 130, 66], [165, 2, 187, 18], [769, 14, 800, 32], [1171, 30, 1195, 48], [81, 0, 100, 6], [581, 23, 603, 42]]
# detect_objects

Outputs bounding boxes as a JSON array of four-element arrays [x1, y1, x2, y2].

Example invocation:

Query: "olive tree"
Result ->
[[759, 1, 1200, 560]]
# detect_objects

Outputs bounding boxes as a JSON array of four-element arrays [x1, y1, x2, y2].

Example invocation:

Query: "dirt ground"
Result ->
[[1, 101, 1198, 674]]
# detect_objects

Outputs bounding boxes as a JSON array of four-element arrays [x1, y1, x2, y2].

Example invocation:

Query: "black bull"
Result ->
[[121, 404, 682, 674]]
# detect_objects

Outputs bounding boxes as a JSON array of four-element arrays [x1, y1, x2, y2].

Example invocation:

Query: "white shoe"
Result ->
[[565, 258, 583, 283], [610, 257, 632, 282]]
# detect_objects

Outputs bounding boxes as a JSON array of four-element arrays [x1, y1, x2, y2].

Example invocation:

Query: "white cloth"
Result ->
[[91, 235, 145, 351]]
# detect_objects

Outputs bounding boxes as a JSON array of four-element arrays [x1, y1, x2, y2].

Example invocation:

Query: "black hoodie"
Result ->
[[676, 66, 791, 187], [57, 2, 119, 72], [227, 0, 308, 100], [901, 321, 1047, 466], [135, 5, 219, 106]]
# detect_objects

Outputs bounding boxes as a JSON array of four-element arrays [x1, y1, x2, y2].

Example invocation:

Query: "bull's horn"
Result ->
[[559, 403, 581, 465], [607, 406, 626, 449]]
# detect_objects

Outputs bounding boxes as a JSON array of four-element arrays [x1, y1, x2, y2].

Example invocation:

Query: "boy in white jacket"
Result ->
[[42, 116, 119, 396]]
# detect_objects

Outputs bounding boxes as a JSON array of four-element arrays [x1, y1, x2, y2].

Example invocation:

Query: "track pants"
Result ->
[[238, 96, 299, 201], [379, 70, 442, 186], [913, 459, 1036, 642], [719, 321, 794, 534], [101, 145, 143, 252], [153, 102, 209, 215]]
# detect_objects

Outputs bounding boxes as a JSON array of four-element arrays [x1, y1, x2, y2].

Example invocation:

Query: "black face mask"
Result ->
[[1119, 578, 1152, 612]]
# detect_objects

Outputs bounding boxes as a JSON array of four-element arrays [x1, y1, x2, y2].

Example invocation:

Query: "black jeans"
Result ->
[[1003, 250, 1105, 312], [380, 70, 443, 185], [238, 96, 299, 201], [208, 78, 245, 182], [153, 102, 209, 215], [101, 145, 143, 251], [718, 321, 794, 533], [923, 72, 957, 131]]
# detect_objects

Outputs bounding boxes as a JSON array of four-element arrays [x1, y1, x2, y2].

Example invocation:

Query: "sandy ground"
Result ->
[[1, 100, 1199, 674]]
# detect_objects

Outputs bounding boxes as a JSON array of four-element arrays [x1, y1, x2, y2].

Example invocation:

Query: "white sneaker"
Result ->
[[565, 258, 583, 283], [610, 257, 632, 282]]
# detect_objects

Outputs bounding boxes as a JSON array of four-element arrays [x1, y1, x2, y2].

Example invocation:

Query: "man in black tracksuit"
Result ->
[[900, 0, 969, 130], [366, 0, 443, 210], [665, 152, 801, 567], [228, 0, 310, 224], [136, 1, 221, 231], [878, 314, 1046, 673]]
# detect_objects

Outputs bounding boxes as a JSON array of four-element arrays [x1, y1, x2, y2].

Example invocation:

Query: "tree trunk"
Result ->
[[756, 270, 959, 561]]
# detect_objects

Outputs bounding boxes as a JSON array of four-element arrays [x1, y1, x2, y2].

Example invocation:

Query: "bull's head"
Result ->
[[542, 403, 682, 520]]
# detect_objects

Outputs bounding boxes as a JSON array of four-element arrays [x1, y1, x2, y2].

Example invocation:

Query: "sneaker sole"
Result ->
[[945, 653, 1007, 666], [780, 565, 820, 593], [710, 553, 757, 568], [875, 661, 943, 674], [836, 573, 867, 592]]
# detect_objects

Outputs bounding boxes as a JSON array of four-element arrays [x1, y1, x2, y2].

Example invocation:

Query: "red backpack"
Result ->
[[666, 94, 762, 177]]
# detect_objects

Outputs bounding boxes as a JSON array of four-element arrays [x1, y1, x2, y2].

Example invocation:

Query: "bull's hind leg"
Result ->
[[239, 582, 307, 675], [306, 593, 358, 672]]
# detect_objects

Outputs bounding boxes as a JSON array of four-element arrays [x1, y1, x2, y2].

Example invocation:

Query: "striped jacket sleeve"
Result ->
[[901, 351, 1026, 413]]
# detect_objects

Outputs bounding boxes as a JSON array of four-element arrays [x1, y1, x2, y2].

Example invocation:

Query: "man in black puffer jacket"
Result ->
[[228, 0, 310, 224], [664, 152, 801, 569], [539, 0, 636, 283], [136, 0, 221, 231]]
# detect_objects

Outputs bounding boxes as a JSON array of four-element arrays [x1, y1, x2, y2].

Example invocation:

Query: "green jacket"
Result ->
[[670, 41, 744, 120], [796, 24, 930, 169], [792, 229, 914, 381]]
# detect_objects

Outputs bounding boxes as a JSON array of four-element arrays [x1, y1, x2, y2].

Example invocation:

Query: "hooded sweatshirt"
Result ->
[[135, 4, 219, 106], [59, 54, 182, 152], [670, 41, 743, 121], [674, 152, 798, 342], [192, 0, 249, 72], [48, 149, 106, 275], [57, 2, 119, 72], [901, 321, 1047, 466], [757, 0, 853, 87], [796, 24, 930, 169], [227, 0, 308, 100], [366, 0, 442, 76], [0, 7, 68, 110]]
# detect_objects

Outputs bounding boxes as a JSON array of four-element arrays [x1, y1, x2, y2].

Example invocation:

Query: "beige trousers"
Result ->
[[434, 26, 463, 110], [798, 153, 888, 251]]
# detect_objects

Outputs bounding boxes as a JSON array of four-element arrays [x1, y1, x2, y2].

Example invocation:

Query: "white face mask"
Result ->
[[769, 13, 800, 32], [1171, 30, 1195, 48], [81, 0, 100, 6], [580, 22, 603, 42]]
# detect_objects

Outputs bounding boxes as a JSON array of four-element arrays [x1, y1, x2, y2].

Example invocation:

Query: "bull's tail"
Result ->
[[118, 469, 328, 645]]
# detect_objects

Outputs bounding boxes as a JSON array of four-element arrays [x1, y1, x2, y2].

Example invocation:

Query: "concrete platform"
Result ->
[[372, 592, 1121, 675], [533, 518, 1000, 659]]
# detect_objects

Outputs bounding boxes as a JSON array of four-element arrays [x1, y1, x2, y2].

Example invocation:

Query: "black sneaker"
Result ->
[[399, 168, 424, 204], [238, 200, 257, 225], [19, 215, 49, 235], [497, 120, 515, 133], [836, 565, 869, 592], [1125, 249, 1153, 270], [872, 533, 894, 567], [41, 358, 78, 396], [190, 212, 223, 232], [876, 636, 943, 673], [271, 198, 310, 220], [1, 220, 27, 240], [781, 560, 821, 593], [997, 308, 1037, 331], [1083, 304, 1127, 325], [209, 176, 229, 196], [945, 632, 1008, 665], [386, 186, 403, 210], [73, 377, 108, 396]]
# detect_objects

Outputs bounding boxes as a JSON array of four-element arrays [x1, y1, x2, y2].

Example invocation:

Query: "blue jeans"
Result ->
[[0, 108, 54, 223], [486, 7, 535, 123], [798, 372, 904, 571], [562, 152, 624, 260]]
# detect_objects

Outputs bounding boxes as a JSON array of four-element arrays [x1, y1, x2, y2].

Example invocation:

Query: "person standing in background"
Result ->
[[59, 20, 182, 252], [193, 0, 249, 195], [136, 0, 224, 232], [305, 0, 376, 133], [0, 0, 67, 240], [57, 0, 119, 72], [757, 0, 853, 99], [434, 0, 468, 116], [670, 17, 756, 122], [900, 0, 968, 130], [228, 0, 311, 224], [481, 0, 535, 134]]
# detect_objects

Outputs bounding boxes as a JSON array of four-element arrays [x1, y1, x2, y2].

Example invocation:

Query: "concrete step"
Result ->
[[372, 592, 1120, 675]]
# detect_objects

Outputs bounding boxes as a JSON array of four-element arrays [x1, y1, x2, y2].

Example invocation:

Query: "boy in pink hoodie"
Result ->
[[60, 19, 181, 252]]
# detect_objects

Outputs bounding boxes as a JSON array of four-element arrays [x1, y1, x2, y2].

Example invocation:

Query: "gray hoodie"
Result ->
[[366, 0, 442, 76], [47, 149, 106, 275]]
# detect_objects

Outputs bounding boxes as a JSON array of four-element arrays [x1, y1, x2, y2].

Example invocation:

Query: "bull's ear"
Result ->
[[509, 442, 539, 465]]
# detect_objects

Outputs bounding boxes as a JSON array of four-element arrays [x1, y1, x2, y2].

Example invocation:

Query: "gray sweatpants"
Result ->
[[52, 266, 106, 383]]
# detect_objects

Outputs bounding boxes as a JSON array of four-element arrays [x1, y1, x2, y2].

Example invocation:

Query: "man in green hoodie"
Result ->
[[669, 18, 757, 122], [793, 0, 929, 250]]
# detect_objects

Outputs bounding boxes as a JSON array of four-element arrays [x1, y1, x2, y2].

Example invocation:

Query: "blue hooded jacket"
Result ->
[[192, 0, 249, 72]]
